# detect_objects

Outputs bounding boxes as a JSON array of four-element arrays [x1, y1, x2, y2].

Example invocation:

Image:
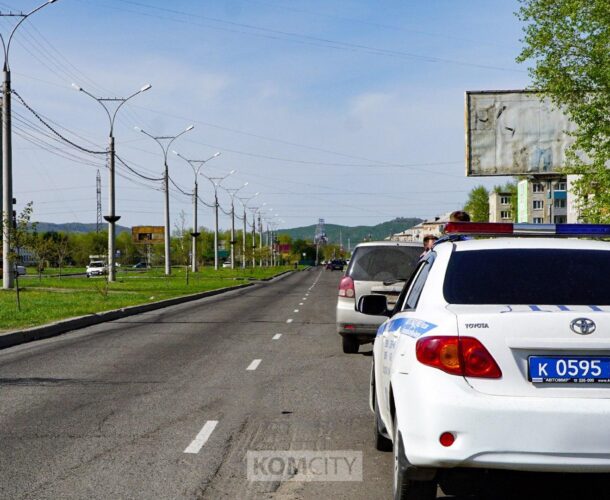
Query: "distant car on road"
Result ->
[[86, 261, 107, 277], [365, 222, 610, 498], [1, 264, 26, 277], [336, 241, 421, 353], [222, 260, 232, 268], [327, 259, 345, 271], [132, 262, 148, 269]]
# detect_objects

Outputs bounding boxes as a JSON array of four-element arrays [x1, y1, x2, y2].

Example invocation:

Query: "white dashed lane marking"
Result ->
[[299, 302, 304, 306], [286, 319, 293, 323], [247, 359, 262, 371], [272, 334, 282, 340], [294, 309, 299, 313], [184, 420, 218, 454]]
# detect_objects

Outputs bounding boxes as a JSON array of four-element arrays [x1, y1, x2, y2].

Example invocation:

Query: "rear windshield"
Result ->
[[444, 249, 610, 305], [348, 246, 421, 282]]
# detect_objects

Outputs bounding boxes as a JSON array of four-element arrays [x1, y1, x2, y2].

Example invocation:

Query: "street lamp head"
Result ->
[[48, 0, 58, 3], [229, 169, 236, 175], [71, 83, 82, 92], [134, 126, 142, 132], [185, 125, 195, 132], [243, 182, 249, 187], [140, 83, 152, 92]]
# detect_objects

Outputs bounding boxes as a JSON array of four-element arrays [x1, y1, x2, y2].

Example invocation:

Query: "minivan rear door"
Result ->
[[348, 244, 421, 309]]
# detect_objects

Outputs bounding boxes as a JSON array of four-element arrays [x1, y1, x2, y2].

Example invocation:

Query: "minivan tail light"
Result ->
[[416, 336, 501, 379], [338, 276, 355, 298]]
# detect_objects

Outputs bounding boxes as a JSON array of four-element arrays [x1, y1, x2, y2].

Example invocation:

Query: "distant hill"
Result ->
[[34, 222, 131, 234], [277, 217, 422, 245]]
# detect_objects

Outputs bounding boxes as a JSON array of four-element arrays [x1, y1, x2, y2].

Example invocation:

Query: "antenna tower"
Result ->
[[314, 218, 328, 245]]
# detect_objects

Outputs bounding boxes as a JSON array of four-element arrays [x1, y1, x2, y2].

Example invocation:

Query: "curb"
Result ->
[[0, 272, 294, 350]]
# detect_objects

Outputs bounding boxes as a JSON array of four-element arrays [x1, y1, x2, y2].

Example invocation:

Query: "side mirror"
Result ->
[[357, 294, 390, 317]]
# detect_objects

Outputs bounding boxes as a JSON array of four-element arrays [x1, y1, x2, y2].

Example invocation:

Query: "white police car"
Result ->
[[361, 222, 610, 499]]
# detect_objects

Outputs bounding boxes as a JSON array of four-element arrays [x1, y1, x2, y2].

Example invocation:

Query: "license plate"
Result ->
[[529, 356, 610, 383]]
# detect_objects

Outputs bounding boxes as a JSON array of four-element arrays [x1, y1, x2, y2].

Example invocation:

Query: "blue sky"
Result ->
[[5, 0, 530, 231]]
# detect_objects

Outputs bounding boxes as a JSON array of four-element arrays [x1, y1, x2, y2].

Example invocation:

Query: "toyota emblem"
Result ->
[[570, 318, 596, 335]]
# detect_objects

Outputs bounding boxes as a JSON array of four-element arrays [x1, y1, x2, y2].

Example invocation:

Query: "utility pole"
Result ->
[[200, 170, 235, 270], [173, 151, 221, 272], [75, 83, 151, 281], [236, 193, 258, 269], [136, 125, 194, 275], [258, 211, 263, 267], [221, 183, 248, 269], [250, 208, 257, 268], [1, 0, 58, 290], [96, 170, 102, 234]]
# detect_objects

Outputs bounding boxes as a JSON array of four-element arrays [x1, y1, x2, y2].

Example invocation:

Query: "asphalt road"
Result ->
[[1, 269, 609, 500]]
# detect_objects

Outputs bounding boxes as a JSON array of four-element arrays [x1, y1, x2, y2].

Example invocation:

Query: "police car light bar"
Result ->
[[444, 222, 610, 237]]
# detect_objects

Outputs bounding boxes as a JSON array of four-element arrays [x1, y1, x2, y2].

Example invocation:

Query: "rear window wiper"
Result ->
[[382, 278, 407, 286]]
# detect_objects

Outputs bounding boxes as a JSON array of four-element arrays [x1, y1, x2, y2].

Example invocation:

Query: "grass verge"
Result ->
[[1, 266, 294, 332]]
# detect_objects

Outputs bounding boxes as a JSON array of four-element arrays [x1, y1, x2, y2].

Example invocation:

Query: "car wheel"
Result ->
[[373, 390, 392, 452], [393, 415, 437, 500], [342, 336, 359, 354]]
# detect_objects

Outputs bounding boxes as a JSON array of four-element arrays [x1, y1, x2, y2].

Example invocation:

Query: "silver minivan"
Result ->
[[336, 241, 421, 353]]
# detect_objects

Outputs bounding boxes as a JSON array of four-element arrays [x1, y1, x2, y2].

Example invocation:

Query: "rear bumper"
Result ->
[[336, 297, 383, 338], [394, 371, 610, 473]]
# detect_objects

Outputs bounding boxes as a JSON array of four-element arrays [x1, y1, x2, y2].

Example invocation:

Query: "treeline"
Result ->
[[16, 228, 347, 270]]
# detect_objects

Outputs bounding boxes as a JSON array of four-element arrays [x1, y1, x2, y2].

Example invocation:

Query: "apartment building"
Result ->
[[489, 191, 514, 222], [517, 177, 569, 224]]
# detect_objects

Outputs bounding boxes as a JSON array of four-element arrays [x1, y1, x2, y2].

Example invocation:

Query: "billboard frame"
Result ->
[[465, 89, 575, 177]]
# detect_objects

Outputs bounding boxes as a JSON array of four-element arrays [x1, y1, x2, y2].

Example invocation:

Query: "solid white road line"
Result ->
[[184, 420, 218, 454], [247, 359, 262, 371], [286, 318, 293, 323], [272, 334, 282, 340]]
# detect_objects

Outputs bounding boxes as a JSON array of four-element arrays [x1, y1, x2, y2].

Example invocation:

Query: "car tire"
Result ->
[[393, 415, 437, 500], [373, 391, 392, 452], [342, 336, 359, 354]]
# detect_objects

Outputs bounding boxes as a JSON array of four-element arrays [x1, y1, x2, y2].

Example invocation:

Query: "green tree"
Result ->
[[4, 202, 34, 308], [55, 233, 71, 278], [464, 185, 490, 222], [517, 0, 610, 222]]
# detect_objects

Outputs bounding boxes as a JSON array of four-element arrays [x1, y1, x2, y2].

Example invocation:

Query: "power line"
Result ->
[[109, 0, 523, 73], [12, 90, 107, 155]]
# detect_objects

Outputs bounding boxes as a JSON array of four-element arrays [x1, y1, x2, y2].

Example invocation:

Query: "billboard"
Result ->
[[132, 226, 164, 244], [465, 90, 577, 176]]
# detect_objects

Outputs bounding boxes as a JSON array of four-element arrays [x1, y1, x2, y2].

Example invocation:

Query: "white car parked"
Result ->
[[362, 223, 610, 499], [86, 261, 107, 277]]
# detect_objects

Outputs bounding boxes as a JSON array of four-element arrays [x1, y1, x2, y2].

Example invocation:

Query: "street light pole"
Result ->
[[173, 151, 220, 272], [249, 203, 266, 268], [135, 125, 194, 275], [200, 170, 235, 270], [236, 193, 258, 269], [74, 83, 151, 281], [1, 0, 58, 290], [258, 211, 263, 267], [221, 183, 248, 270]]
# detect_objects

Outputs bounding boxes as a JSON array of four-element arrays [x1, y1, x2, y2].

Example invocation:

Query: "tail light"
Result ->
[[338, 276, 355, 298], [416, 336, 502, 379]]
